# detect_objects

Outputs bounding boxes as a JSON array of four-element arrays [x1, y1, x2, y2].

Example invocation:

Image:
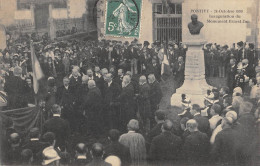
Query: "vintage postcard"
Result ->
[[0, 0, 259, 165]]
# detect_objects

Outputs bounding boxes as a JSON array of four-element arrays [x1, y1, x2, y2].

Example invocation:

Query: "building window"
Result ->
[[153, 3, 182, 43], [17, 0, 30, 10], [52, 1, 67, 8]]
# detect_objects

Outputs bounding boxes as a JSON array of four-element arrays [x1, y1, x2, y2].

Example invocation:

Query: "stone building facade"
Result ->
[[0, 0, 98, 39]]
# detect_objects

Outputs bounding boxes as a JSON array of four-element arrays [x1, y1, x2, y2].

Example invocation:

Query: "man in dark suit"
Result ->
[[121, 41, 131, 72], [73, 143, 90, 166], [226, 58, 237, 93], [104, 73, 121, 129], [242, 59, 254, 79], [172, 56, 185, 88], [87, 143, 112, 166], [4, 66, 30, 109], [137, 75, 151, 131], [114, 68, 124, 85], [104, 129, 131, 166], [42, 104, 70, 151], [211, 117, 238, 166], [219, 86, 230, 108], [237, 41, 244, 62], [22, 128, 49, 165], [74, 75, 89, 134], [69, 68, 82, 88], [97, 42, 108, 69], [3, 133, 23, 165], [100, 68, 109, 97], [149, 120, 182, 165], [146, 109, 165, 149], [247, 43, 256, 68], [182, 119, 210, 165], [94, 66, 105, 96], [118, 75, 136, 130], [191, 104, 211, 136], [235, 102, 256, 165], [83, 80, 103, 137], [147, 58, 161, 82], [168, 43, 177, 66], [56, 76, 76, 128], [77, 75, 89, 107], [148, 74, 162, 127]]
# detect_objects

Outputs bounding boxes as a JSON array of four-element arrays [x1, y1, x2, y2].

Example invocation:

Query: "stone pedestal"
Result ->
[[171, 35, 211, 107]]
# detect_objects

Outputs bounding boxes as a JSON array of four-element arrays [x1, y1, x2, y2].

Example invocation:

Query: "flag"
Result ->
[[30, 41, 44, 94]]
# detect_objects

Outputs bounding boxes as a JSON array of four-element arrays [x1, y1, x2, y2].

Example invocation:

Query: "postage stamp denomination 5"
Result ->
[[105, 0, 142, 38]]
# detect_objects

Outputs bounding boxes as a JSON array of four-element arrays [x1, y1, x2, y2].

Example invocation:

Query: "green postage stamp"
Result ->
[[105, 0, 142, 38]]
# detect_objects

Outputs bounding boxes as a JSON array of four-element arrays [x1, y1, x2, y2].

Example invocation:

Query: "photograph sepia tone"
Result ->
[[0, 0, 260, 165]]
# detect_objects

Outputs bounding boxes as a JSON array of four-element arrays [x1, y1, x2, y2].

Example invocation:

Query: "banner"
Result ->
[[105, 0, 142, 38], [30, 42, 44, 94], [1, 107, 41, 132]]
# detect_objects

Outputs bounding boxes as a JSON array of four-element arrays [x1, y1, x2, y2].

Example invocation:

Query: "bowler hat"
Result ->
[[144, 41, 150, 46], [249, 43, 254, 49], [237, 41, 243, 47]]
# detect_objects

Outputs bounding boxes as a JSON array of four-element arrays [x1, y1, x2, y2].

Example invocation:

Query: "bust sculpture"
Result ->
[[188, 14, 204, 35]]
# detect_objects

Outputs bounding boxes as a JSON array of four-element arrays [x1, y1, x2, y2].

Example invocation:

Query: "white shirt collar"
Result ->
[[223, 94, 228, 98], [108, 81, 112, 87], [30, 138, 39, 141], [194, 112, 200, 116], [77, 155, 87, 159], [96, 73, 101, 78], [128, 131, 135, 133]]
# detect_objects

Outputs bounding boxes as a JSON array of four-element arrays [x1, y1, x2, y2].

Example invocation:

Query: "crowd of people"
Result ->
[[0, 30, 260, 166]]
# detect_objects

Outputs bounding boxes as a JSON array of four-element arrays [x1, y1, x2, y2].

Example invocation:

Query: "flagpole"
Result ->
[[30, 40, 44, 131]]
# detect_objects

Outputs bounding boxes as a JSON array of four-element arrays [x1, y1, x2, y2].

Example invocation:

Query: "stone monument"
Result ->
[[171, 14, 211, 107]]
